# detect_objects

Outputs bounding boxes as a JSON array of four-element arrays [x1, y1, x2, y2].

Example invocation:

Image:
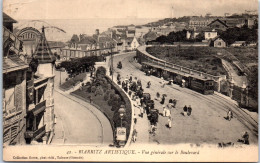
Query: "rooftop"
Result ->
[[34, 27, 56, 63], [3, 55, 28, 74], [3, 12, 17, 23]]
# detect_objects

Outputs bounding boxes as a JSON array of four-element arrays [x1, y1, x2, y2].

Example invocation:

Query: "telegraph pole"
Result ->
[[110, 43, 114, 81]]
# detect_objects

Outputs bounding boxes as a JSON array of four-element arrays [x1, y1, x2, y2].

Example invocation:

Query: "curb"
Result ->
[[106, 55, 135, 148]]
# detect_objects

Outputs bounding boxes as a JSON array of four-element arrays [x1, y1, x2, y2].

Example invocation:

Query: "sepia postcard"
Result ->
[[2, 0, 258, 162]]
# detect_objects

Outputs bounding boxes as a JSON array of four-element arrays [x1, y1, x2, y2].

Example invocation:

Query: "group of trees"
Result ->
[[58, 56, 103, 76], [147, 22, 258, 46], [147, 29, 204, 45], [219, 23, 258, 45]]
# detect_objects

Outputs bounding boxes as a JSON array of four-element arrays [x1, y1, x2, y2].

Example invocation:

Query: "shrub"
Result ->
[[104, 92, 109, 101], [95, 86, 104, 96], [91, 86, 96, 93], [96, 66, 107, 77]]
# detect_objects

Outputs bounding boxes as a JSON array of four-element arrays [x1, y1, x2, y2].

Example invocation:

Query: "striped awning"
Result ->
[[33, 26, 56, 64]]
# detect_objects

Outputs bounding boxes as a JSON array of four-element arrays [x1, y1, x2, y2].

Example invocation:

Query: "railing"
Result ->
[[137, 45, 226, 82], [25, 125, 46, 139]]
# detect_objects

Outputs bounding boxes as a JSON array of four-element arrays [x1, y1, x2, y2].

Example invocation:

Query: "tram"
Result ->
[[187, 77, 215, 95]]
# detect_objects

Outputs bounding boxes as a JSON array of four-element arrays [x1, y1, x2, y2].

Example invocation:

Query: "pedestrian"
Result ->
[[173, 99, 177, 108], [132, 129, 137, 142], [161, 80, 166, 88], [133, 114, 137, 124], [150, 124, 156, 136], [166, 108, 171, 117], [136, 97, 140, 107], [183, 105, 188, 116], [167, 116, 172, 129], [182, 79, 186, 88], [129, 75, 132, 82], [242, 131, 249, 145], [227, 109, 233, 121], [160, 95, 165, 105], [155, 92, 160, 101], [163, 105, 167, 117], [187, 105, 192, 116], [140, 106, 144, 118], [147, 81, 151, 88]]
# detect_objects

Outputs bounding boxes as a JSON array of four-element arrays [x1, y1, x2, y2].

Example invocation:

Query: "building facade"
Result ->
[[3, 13, 28, 146], [204, 29, 218, 40], [25, 26, 56, 144]]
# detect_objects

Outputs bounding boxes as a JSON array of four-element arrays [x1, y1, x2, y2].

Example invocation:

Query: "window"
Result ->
[[208, 33, 210, 37], [218, 42, 222, 46], [4, 87, 15, 115]]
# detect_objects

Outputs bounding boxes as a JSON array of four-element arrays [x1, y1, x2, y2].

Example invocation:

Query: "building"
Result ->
[[143, 31, 159, 43], [61, 32, 117, 61], [208, 19, 229, 31], [189, 16, 216, 28], [221, 18, 246, 28], [3, 12, 17, 32], [231, 41, 246, 47], [130, 37, 140, 50], [3, 13, 28, 146], [25, 26, 56, 144], [210, 36, 226, 47], [47, 41, 66, 57], [135, 26, 151, 38], [16, 27, 42, 57], [204, 29, 218, 40]]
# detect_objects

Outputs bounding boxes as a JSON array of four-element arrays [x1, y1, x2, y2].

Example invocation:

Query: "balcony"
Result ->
[[24, 125, 46, 139]]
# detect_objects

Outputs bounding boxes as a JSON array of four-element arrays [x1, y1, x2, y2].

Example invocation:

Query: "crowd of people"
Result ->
[[115, 67, 250, 146]]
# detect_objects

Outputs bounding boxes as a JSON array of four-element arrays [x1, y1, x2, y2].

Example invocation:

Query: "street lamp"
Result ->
[[229, 76, 235, 99], [118, 105, 126, 127], [110, 43, 114, 81], [241, 82, 247, 106]]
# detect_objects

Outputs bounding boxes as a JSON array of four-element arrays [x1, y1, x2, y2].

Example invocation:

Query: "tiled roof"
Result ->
[[3, 55, 28, 74], [208, 19, 228, 27], [79, 36, 96, 44], [3, 12, 17, 23], [34, 27, 56, 63], [143, 31, 158, 41]]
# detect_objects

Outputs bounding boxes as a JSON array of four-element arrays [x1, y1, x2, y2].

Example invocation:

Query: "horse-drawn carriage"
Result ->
[[117, 61, 122, 69]]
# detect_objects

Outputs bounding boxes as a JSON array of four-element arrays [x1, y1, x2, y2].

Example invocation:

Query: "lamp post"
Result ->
[[241, 82, 247, 107], [118, 105, 126, 127], [110, 43, 114, 81], [229, 77, 235, 99]]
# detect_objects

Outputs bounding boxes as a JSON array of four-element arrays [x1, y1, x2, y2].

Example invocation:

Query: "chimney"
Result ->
[[96, 29, 99, 35]]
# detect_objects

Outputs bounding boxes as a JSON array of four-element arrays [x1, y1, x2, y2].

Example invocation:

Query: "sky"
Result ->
[[3, 0, 258, 20]]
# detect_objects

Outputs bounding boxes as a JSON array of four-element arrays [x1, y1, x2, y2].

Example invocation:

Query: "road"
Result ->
[[112, 52, 258, 146], [52, 70, 113, 145]]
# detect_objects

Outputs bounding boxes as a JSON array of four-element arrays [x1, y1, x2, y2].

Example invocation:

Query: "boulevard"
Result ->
[[112, 52, 258, 145]]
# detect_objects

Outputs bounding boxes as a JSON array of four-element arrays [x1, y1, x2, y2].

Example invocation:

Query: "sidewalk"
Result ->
[[51, 112, 65, 144], [109, 70, 151, 146]]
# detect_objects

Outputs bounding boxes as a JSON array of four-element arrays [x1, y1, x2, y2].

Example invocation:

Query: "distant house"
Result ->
[[130, 37, 140, 50], [143, 31, 159, 43], [231, 41, 246, 47], [204, 29, 218, 40], [189, 16, 216, 28], [210, 36, 226, 47], [208, 19, 228, 31]]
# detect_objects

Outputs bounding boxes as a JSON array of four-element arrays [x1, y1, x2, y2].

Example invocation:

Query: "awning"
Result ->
[[31, 100, 46, 116]]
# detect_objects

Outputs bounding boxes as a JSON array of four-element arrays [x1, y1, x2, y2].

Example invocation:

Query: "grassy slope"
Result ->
[[146, 46, 227, 76]]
